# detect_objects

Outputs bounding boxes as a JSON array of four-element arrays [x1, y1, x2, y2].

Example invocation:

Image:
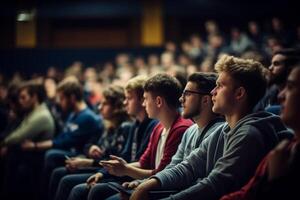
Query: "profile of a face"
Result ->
[[279, 67, 300, 129]]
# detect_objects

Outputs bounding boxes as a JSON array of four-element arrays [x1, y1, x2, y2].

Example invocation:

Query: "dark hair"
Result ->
[[57, 77, 83, 101], [273, 48, 300, 58], [144, 73, 182, 109], [188, 72, 217, 93], [173, 70, 187, 91], [19, 80, 46, 103], [7, 82, 21, 105]]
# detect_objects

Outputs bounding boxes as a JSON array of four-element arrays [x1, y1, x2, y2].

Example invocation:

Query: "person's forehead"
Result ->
[[272, 54, 286, 61], [185, 81, 198, 89], [19, 88, 29, 96], [217, 72, 232, 83], [143, 91, 149, 97], [125, 89, 136, 96], [144, 91, 154, 98]]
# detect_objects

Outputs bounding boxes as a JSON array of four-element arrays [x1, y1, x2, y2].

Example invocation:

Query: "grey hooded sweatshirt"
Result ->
[[154, 111, 290, 200]]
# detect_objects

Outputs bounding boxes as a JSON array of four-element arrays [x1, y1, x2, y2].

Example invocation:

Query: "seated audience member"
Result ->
[[43, 77, 66, 135], [0, 83, 23, 197], [0, 80, 55, 200], [255, 48, 300, 114], [66, 73, 193, 200], [103, 72, 225, 200], [220, 61, 300, 200], [1, 80, 55, 146], [50, 77, 156, 200], [21, 77, 104, 198], [127, 55, 289, 200]]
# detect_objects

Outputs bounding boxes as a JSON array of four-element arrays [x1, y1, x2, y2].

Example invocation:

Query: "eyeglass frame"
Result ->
[[181, 89, 211, 97]]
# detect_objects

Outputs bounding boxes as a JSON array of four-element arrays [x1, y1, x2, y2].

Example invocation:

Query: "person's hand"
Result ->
[[21, 140, 35, 151], [130, 178, 160, 200], [86, 172, 103, 188], [129, 185, 149, 200], [88, 145, 103, 159], [65, 157, 92, 171], [267, 140, 291, 181], [100, 155, 128, 176], [122, 180, 141, 189]]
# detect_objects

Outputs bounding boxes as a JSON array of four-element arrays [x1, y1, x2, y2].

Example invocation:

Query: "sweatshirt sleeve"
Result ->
[[4, 112, 53, 145], [154, 133, 210, 190], [158, 126, 268, 200]]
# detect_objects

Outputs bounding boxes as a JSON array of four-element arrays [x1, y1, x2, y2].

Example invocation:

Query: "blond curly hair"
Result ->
[[214, 55, 267, 109]]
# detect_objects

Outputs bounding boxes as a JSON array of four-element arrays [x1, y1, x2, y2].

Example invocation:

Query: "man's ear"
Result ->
[[235, 87, 246, 101], [201, 95, 210, 105], [155, 96, 163, 108]]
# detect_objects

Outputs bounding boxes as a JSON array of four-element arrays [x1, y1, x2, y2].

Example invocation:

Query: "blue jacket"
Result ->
[[121, 118, 158, 162], [52, 108, 103, 153]]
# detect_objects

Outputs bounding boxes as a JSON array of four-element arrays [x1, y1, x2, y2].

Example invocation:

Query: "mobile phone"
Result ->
[[107, 182, 178, 196], [107, 182, 133, 195]]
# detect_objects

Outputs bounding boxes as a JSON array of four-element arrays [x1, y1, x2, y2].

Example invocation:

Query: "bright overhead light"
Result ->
[[17, 9, 36, 22]]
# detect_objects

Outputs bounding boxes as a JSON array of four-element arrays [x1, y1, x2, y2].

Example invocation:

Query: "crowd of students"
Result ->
[[0, 18, 300, 200]]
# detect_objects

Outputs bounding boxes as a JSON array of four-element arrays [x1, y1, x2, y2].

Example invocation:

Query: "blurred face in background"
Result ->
[[279, 67, 300, 131], [57, 91, 72, 112], [269, 54, 287, 85], [124, 90, 143, 117], [44, 78, 57, 99], [99, 97, 113, 120], [18, 88, 36, 113]]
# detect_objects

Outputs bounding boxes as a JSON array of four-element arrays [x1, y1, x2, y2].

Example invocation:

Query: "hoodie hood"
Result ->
[[230, 111, 292, 151]]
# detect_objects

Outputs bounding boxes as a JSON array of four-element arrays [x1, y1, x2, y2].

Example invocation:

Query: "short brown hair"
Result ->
[[57, 76, 83, 101], [19, 80, 46, 103], [188, 72, 217, 93], [215, 55, 267, 109], [144, 73, 182, 109], [125, 75, 147, 100]]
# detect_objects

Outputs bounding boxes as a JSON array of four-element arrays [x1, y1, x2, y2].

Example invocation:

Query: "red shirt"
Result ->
[[221, 138, 298, 200], [139, 115, 193, 175]]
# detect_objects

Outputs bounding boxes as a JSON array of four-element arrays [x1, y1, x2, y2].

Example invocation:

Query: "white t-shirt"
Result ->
[[155, 127, 170, 168]]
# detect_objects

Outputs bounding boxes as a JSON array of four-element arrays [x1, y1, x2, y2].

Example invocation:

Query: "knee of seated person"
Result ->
[[60, 175, 75, 186], [69, 183, 88, 199], [88, 184, 114, 200], [89, 184, 104, 196], [44, 149, 66, 168], [52, 167, 67, 177], [45, 149, 58, 163]]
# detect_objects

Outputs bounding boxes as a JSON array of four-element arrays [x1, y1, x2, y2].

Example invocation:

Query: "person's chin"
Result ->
[[212, 106, 218, 113]]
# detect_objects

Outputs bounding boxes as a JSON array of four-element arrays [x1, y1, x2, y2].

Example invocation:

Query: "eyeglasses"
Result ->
[[181, 89, 210, 97]]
